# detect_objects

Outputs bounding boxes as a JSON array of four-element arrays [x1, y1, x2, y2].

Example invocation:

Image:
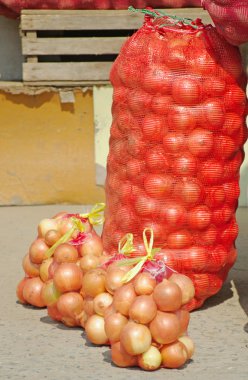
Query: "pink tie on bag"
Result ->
[[202, 0, 248, 46]]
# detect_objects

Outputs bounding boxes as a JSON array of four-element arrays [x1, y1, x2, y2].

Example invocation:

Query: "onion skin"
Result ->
[[78, 232, 103, 257], [29, 238, 50, 264], [38, 218, 58, 238], [39, 258, 53, 282], [153, 279, 182, 312], [53, 243, 78, 264], [149, 311, 181, 345], [41, 280, 61, 306], [53, 263, 83, 293], [176, 309, 190, 335], [169, 273, 195, 305], [44, 229, 62, 246], [138, 346, 162, 371], [133, 273, 156, 295], [104, 303, 116, 319], [16, 278, 29, 304], [84, 297, 94, 317], [105, 268, 127, 294], [48, 260, 59, 280], [178, 336, 195, 359], [161, 341, 188, 369], [78, 310, 88, 328], [120, 321, 152, 355], [104, 313, 128, 343], [22, 254, 40, 278], [129, 295, 157, 324], [82, 269, 106, 298], [57, 292, 84, 319], [113, 283, 137, 316], [85, 315, 109, 345], [22, 277, 46, 308], [47, 304, 62, 322], [93, 292, 113, 316], [79, 255, 100, 274], [111, 342, 137, 368]]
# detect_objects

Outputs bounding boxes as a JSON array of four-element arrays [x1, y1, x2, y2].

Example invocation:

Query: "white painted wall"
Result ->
[[0, 16, 23, 81]]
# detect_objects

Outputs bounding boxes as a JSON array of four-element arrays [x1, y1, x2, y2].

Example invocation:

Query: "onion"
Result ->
[[53, 243, 78, 263], [153, 279, 182, 312], [38, 218, 59, 238], [169, 273, 195, 305], [47, 304, 62, 321], [61, 317, 79, 327], [178, 336, 195, 359], [111, 341, 137, 368], [57, 292, 84, 319], [149, 311, 181, 344], [93, 292, 113, 316], [85, 315, 109, 345], [176, 309, 190, 335], [104, 313, 128, 343], [120, 321, 152, 355], [44, 229, 62, 246], [84, 297, 95, 317], [22, 277, 46, 307], [129, 295, 157, 324], [138, 345, 162, 371], [41, 280, 61, 306], [39, 258, 53, 282], [78, 232, 103, 257], [104, 303, 116, 319], [133, 272, 156, 295], [105, 268, 128, 294], [53, 263, 83, 293], [79, 255, 100, 273], [29, 238, 50, 264], [161, 341, 188, 368], [58, 218, 78, 238], [22, 254, 40, 277], [48, 260, 59, 279], [113, 283, 137, 316], [82, 269, 106, 297], [78, 310, 88, 328], [16, 278, 29, 304]]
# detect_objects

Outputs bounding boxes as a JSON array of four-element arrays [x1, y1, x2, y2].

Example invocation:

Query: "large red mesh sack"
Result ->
[[0, 0, 201, 18], [102, 9, 248, 311], [202, 0, 248, 46]]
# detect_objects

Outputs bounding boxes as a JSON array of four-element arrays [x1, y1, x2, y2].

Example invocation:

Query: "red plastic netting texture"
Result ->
[[102, 11, 248, 311], [202, 0, 248, 46], [0, 0, 201, 17]]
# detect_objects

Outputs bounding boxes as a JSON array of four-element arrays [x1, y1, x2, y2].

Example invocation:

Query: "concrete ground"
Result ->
[[0, 205, 247, 380]]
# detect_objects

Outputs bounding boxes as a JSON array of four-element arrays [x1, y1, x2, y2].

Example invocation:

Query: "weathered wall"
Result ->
[[0, 88, 105, 205]]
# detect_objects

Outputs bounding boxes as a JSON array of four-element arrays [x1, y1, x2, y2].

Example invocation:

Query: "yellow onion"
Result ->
[[16, 278, 29, 304], [22, 277, 46, 307], [78, 232, 103, 257], [149, 311, 180, 344], [133, 272, 156, 295], [178, 336, 195, 359], [120, 321, 152, 355], [84, 297, 94, 316], [44, 229, 62, 247], [22, 254, 40, 277], [104, 312, 128, 343], [111, 342, 137, 368], [39, 258, 53, 282], [169, 273, 195, 305], [29, 238, 50, 264], [79, 255, 100, 274], [53, 243, 78, 264], [153, 279, 182, 312], [82, 268, 106, 297], [41, 279, 61, 306], [53, 263, 83, 293], [138, 346, 162, 371], [176, 309, 190, 335], [105, 268, 127, 295], [113, 283, 136, 316], [57, 292, 84, 319], [93, 292, 113, 316], [161, 341, 188, 368], [38, 218, 59, 238], [85, 315, 109, 345], [129, 295, 157, 324]]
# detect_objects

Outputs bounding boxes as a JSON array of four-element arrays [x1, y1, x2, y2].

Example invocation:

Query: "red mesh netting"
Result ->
[[202, 0, 248, 46], [102, 10, 248, 311], [0, 0, 201, 18]]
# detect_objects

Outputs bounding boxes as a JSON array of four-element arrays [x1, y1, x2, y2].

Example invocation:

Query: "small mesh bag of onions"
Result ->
[[16, 204, 105, 322], [202, 0, 248, 46], [102, 8, 247, 311], [83, 229, 196, 370]]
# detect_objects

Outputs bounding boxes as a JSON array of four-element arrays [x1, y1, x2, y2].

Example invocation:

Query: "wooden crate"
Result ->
[[20, 9, 212, 85]]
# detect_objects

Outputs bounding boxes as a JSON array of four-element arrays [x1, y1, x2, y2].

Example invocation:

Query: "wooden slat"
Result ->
[[20, 9, 212, 31], [23, 62, 112, 81], [22, 37, 127, 55]]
